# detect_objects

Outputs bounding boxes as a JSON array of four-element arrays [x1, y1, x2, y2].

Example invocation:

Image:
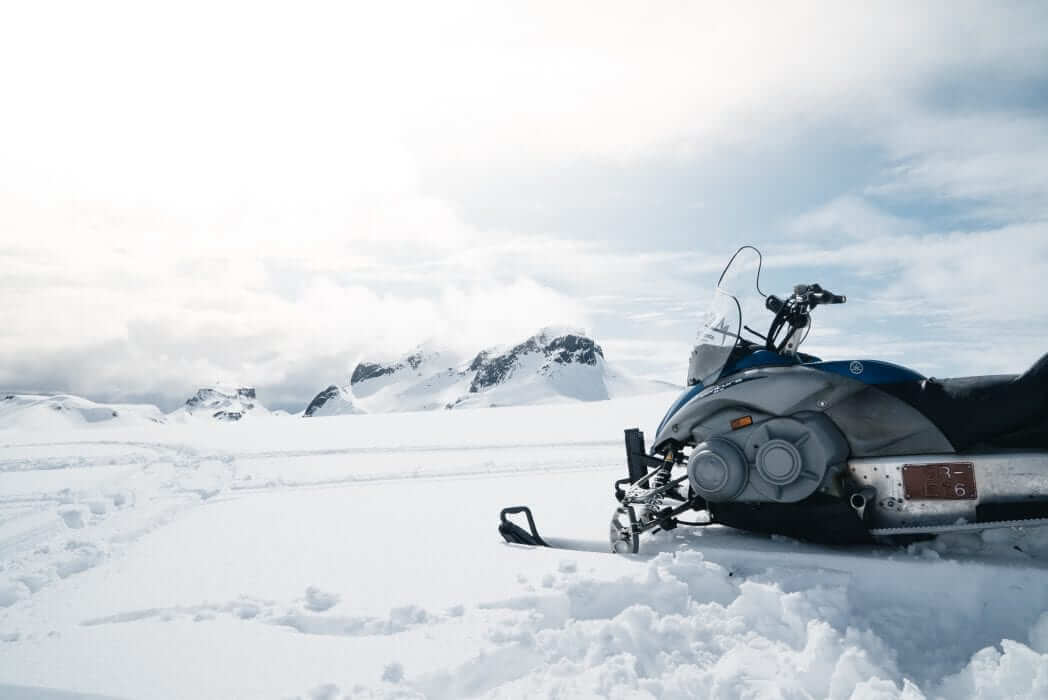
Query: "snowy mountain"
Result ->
[[303, 329, 676, 415], [302, 385, 363, 418], [0, 393, 166, 430], [171, 386, 269, 422]]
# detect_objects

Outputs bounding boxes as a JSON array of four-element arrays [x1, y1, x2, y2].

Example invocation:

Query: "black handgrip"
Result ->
[[809, 289, 847, 305], [817, 290, 846, 304]]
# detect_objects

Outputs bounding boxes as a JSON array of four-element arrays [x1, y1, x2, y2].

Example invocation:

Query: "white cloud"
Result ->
[[871, 112, 1048, 221], [767, 217, 1048, 375], [2, 2, 1047, 406], [4, 2, 1045, 200], [789, 195, 918, 241]]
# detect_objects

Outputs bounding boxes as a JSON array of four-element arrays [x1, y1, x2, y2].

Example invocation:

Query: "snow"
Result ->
[[1, 393, 1047, 699], [0, 394, 165, 431]]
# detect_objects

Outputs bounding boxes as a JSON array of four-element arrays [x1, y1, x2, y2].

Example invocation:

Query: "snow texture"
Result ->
[[0, 394, 166, 431], [0, 393, 1046, 699]]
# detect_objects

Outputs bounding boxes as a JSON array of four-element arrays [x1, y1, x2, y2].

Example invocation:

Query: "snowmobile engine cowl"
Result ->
[[687, 413, 848, 504], [687, 437, 748, 501]]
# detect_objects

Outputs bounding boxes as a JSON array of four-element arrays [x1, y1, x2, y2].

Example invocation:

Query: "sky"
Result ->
[[2, 1, 1048, 411]]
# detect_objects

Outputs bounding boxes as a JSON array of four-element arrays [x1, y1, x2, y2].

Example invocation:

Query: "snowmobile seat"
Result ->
[[880, 351, 1048, 451]]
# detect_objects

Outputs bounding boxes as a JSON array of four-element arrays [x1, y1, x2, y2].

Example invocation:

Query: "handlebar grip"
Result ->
[[811, 290, 846, 304]]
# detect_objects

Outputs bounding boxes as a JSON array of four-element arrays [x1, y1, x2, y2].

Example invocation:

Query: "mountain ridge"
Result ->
[[305, 328, 677, 416]]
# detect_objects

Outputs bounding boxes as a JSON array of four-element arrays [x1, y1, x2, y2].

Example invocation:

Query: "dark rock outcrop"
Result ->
[[304, 385, 340, 417], [351, 363, 396, 385], [186, 387, 255, 410], [547, 334, 603, 365], [183, 387, 259, 421], [351, 351, 429, 385], [469, 332, 603, 393]]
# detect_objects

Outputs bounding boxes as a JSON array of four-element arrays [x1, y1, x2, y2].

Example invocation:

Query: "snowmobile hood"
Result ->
[[655, 357, 925, 448], [655, 382, 705, 439]]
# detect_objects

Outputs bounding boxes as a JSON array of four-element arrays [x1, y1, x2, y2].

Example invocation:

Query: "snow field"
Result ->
[[0, 393, 1046, 698]]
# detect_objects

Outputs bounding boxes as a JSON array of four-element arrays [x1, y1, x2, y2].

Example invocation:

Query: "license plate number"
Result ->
[[902, 463, 977, 500]]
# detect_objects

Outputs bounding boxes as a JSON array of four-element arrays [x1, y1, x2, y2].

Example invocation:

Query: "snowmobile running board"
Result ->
[[498, 506, 548, 547]]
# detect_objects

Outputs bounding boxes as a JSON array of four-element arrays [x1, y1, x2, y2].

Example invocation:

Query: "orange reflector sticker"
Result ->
[[731, 416, 753, 430]]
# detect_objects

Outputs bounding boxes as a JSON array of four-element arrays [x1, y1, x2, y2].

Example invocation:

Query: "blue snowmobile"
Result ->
[[500, 246, 1048, 553]]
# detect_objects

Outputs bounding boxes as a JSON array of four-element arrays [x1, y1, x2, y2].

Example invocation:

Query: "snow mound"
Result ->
[[396, 549, 1048, 700], [305, 329, 676, 415], [0, 394, 165, 431], [172, 386, 268, 422]]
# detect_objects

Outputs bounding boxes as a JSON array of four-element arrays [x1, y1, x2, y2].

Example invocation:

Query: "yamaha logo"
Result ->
[[849, 361, 864, 375]]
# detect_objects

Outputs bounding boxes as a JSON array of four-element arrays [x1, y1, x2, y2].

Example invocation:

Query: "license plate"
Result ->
[[902, 463, 977, 500]]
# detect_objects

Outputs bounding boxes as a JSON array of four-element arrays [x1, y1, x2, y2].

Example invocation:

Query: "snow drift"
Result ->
[[0, 394, 165, 431]]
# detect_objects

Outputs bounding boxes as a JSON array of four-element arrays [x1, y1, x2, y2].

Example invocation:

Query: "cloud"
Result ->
[[1, 2, 1047, 408], [789, 195, 919, 241], [871, 112, 1048, 222], [0, 253, 592, 410], [766, 216, 1048, 375], [4, 3, 1046, 199]]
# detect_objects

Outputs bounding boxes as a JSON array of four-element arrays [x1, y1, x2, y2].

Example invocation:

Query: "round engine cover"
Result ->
[[687, 437, 748, 502], [744, 416, 833, 502], [755, 439, 803, 485]]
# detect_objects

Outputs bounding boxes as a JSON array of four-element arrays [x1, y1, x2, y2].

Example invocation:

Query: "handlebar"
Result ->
[[764, 283, 845, 354], [794, 283, 846, 306]]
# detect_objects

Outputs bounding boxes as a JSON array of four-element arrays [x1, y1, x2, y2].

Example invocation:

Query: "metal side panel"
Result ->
[[847, 452, 1048, 529]]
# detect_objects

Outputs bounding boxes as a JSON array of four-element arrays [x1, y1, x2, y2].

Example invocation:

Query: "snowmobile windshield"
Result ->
[[686, 247, 764, 387], [686, 289, 741, 386]]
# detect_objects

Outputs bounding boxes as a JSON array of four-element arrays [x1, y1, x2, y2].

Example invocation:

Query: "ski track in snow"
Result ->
[[0, 437, 616, 614], [0, 400, 1047, 699], [81, 594, 442, 639]]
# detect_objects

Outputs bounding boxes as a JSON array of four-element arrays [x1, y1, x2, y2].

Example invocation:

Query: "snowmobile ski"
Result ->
[[498, 506, 548, 547]]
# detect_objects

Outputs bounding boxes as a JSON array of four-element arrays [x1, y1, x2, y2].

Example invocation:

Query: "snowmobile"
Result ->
[[499, 246, 1048, 554]]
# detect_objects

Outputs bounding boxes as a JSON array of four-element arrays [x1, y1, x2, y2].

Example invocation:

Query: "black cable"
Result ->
[[716, 245, 768, 299]]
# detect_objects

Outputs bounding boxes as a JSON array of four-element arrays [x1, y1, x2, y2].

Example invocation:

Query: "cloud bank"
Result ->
[[1, 2, 1047, 409]]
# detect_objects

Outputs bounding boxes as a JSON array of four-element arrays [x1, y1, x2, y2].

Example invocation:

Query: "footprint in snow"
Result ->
[[304, 586, 341, 612], [59, 508, 85, 529]]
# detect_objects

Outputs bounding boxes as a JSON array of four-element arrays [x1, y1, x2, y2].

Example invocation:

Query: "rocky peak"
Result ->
[[545, 333, 604, 365], [350, 363, 393, 385], [301, 384, 362, 418], [183, 387, 261, 421], [304, 385, 340, 417], [351, 350, 432, 386], [468, 330, 603, 393]]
